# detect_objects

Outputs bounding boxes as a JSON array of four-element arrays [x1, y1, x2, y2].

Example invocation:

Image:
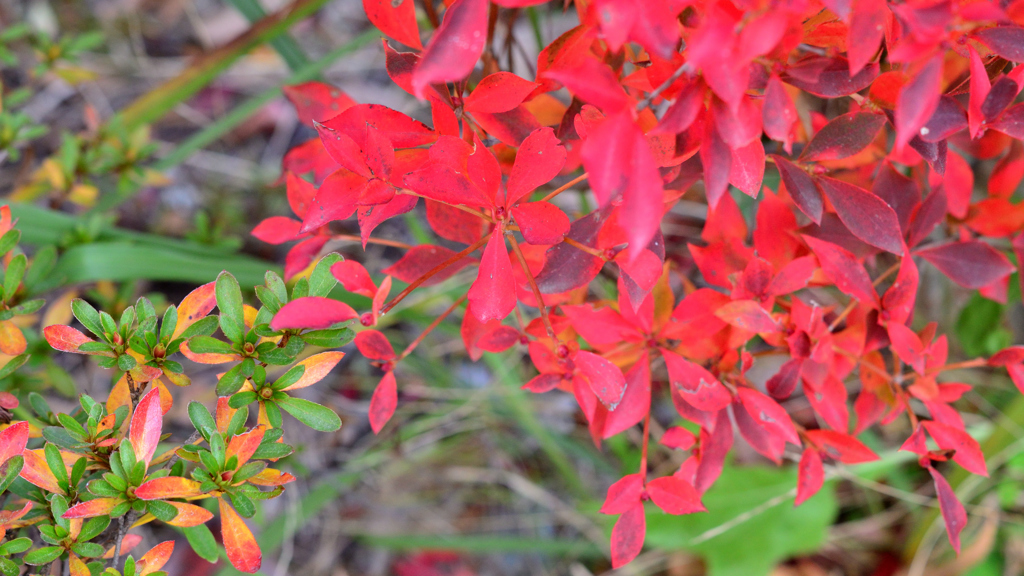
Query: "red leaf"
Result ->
[[138, 541, 175, 574], [915, 241, 1015, 289], [655, 81, 704, 135], [795, 448, 824, 506], [315, 122, 370, 177], [816, 176, 904, 255], [512, 202, 570, 245], [661, 426, 697, 450], [881, 255, 919, 325], [803, 236, 879, 307], [736, 387, 799, 445], [135, 477, 204, 500], [298, 169, 362, 233], [355, 330, 396, 361], [801, 112, 885, 161], [506, 127, 567, 205], [63, 497, 122, 520], [847, 0, 887, 76], [270, 297, 358, 331], [411, 0, 488, 98], [225, 427, 264, 471], [728, 139, 765, 198], [967, 46, 991, 139], [804, 429, 880, 464], [0, 421, 28, 465], [663, 350, 731, 412], [603, 354, 652, 438], [426, 200, 489, 245], [130, 389, 162, 467], [714, 300, 779, 333], [763, 75, 797, 151], [773, 156, 823, 224], [610, 503, 646, 568], [574, 351, 627, 410], [363, 0, 422, 49], [369, 372, 398, 434], [467, 229, 516, 322], [600, 473, 643, 514], [220, 499, 262, 573], [321, 104, 436, 149], [43, 325, 95, 354], [646, 476, 706, 515], [464, 72, 538, 114], [382, 245, 472, 286], [923, 421, 988, 477], [895, 55, 943, 151], [330, 261, 377, 298], [251, 217, 303, 245], [929, 467, 967, 554], [700, 121, 732, 208], [712, 96, 762, 149], [543, 57, 630, 114], [282, 82, 356, 127], [974, 26, 1024, 62]]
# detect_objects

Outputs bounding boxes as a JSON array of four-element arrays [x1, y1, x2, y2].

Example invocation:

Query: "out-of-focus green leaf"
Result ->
[[956, 293, 1011, 357], [643, 465, 837, 576]]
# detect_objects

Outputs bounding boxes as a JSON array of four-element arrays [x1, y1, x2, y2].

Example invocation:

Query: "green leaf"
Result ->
[[0, 230, 20, 257], [272, 364, 305, 391], [187, 335, 235, 355], [300, 327, 355, 348], [216, 364, 247, 396], [71, 298, 104, 337], [43, 426, 85, 449], [229, 391, 258, 409], [188, 402, 217, 439], [308, 253, 343, 297], [183, 524, 221, 563], [45, 444, 69, 490], [228, 489, 256, 518], [277, 397, 342, 431], [117, 353, 137, 371], [179, 315, 219, 339], [146, 500, 178, 522], [78, 515, 111, 542], [643, 465, 837, 576], [0, 354, 29, 379], [215, 271, 245, 344], [71, 542, 106, 558], [956, 293, 1012, 357], [23, 545, 63, 565], [0, 537, 32, 554], [2, 253, 25, 302]]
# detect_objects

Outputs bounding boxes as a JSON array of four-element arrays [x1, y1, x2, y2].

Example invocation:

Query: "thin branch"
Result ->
[[397, 294, 469, 361], [540, 173, 588, 203], [636, 62, 691, 112], [380, 234, 489, 315], [507, 234, 555, 338]]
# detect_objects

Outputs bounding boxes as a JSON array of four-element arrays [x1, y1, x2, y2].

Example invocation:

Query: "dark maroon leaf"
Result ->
[[982, 76, 1020, 122], [535, 209, 608, 293], [816, 176, 904, 255], [782, 57, 879, 97], [773, 155, 823, 224], [991, 103, 1024, 138], [915, 241, 1015, 289], [800, 111, 885, 161], [872, 163, 920, 232], [974, 26, 1024, 62], [920, 96, 967, 143], [906, 186, 947, 248]]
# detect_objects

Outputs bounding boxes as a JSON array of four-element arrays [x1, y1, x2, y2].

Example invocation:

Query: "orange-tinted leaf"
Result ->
[[42, 325, 94, 354], [130, 389, 162, 467], [103, 534, 142, 558], [248, 468, 297, 487], [0, 321, 25, 356], [162, 501, 214, 528], [69, 554, 89, 576], [135, 477, 204, 500], [138, 541, 175, 575], [282, 351, 345, 391], [19, 449, 63, 494], [369, 372, 398, 434], [220, 498, 262, 573], [225, 427, 265, 470], [172, 282, 217, 340], [63, 498, 122, 519]]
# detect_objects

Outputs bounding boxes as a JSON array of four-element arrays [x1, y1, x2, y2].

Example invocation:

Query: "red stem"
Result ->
[[397, 294, 469, 361], [380, 234, 489, 315], [507, 233, 555, 339]]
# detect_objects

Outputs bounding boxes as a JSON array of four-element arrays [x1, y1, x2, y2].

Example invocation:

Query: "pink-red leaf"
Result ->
[[363, 0, 422, 49], [467, 229, 516, 322], [663, 350, 731, 412], [512, 202, 570, 245], [270, 297, 358, 331], [354, 330, 396, 361], [505, 128, 566, 205], [411, 0, 488, 98], [929, 467, 967, 554], [646, 476, 706, 515], [803, 236, 879, 307], [610, 503, 646, 568], [714, 300, 779, 333], [895, 55, 943, 150], [795, 448, 824, 506], [736, 387, 800, 445], [464, 72, 538, 114], [574, 351, 627, 410], [382, 244, 471, 286], [600, 473, 643, 514], [330, 261, 377, 299], [369, 372, 398, 434], [923, 421, 988, 477], [129, 389, 162, 467], [43, 325, 95, 354], [804, 429, 880, 464]]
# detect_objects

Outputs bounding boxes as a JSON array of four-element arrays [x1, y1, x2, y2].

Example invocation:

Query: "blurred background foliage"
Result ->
[[0, 1, 1022, 575]]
